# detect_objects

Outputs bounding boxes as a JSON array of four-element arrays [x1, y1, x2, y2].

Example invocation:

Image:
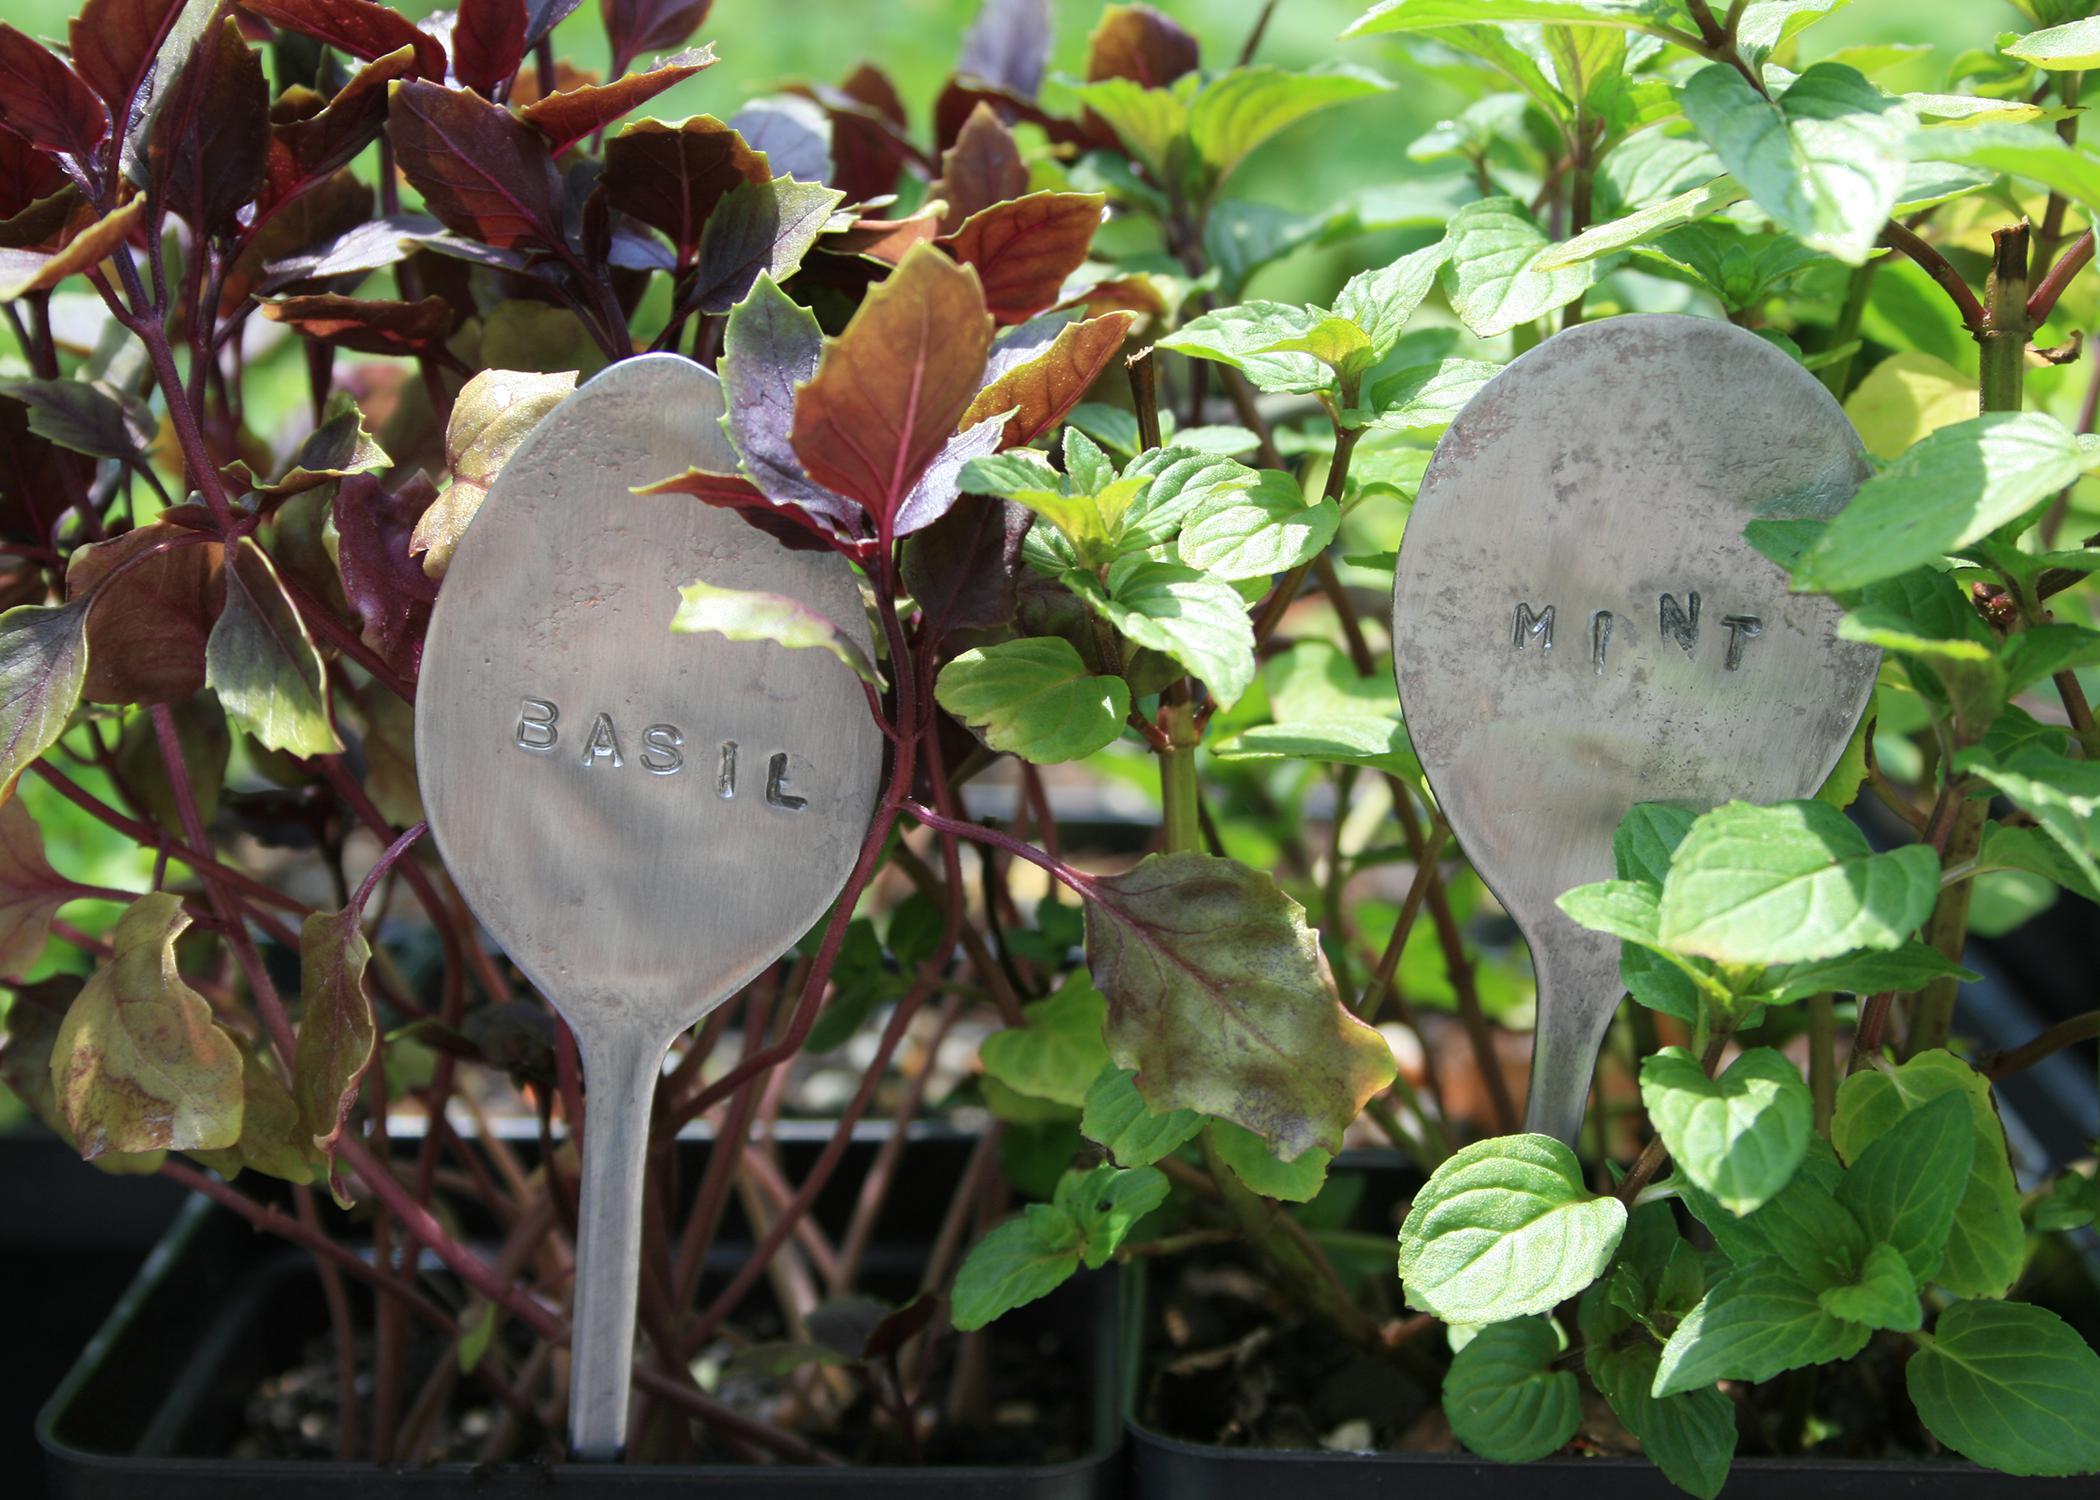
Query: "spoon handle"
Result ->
[[1520, 925, 1629, 1145], [567, 1026, 671, 1461]]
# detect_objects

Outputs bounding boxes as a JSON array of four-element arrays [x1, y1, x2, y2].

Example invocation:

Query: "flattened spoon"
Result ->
[[1391, 316, 1877, 1143], [416, 355, 881, 1457]]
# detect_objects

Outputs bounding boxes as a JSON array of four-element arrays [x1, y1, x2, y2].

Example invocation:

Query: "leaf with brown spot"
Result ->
[[148, 16, 267, 240], [1081, 852, 1394, 1160], [0, 797, 72, 978], [941, 191, 1104, 325], [965, 309, 1133, 448], [206, 538, 342, 757], [415, 368, 575, 577], [0, 23, 110, 165], [933, 102, 1026, 232], [49, 891, 245, 1160], [520, 44, 713, 153], [67, 524, 223, 705], [239, 0, 447, 81], [602, 113, 769, 264], [293, 904, 375, 1191], [2, 977, 164, 1173], [452, 0, 526, 96], [790, 242, 992, 540], [0, 197, 141, 301], [260, 292, 456, 355], [386, 78, 565, 249], [0, 596, 89, 799], [1085, 3, 1199, 87], [601, 0, 712, 75]]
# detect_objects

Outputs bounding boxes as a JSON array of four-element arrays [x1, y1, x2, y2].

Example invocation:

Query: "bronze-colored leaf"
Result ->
[[1082, 852, 1394, 1160], [385, 77, 565, 250], [148, 16, 267, 240], [0, 391, 93, 547], [519, 44, 714, 154], [259, 47, 415, 218], [0, 22, 110, 165], [0, 128, 67, 223], [941, 191, 1104, 325], [601, 114, 768, 264], [67, 524, 224, 705], [827, 203, 942, 265], [1085, 3, 1199, 87], [0, 797, 70, 978], [49, 891, 245, 1160], [333, 471, 438, 677], [414, 367, 575, 577], [602, 0, 712, 75], [225, 396, 391, 497], [932, 102, 1026, 232], [964, 310, 1134, 448], [0, 596, 89, 800], [293, 904, 375, 1186], [0, 198, 143, 301], [238, 0, 447, 81], [790, 242, 991, 538], [259, 292, 457, 355], [903, 496, 1028, 639], [452, 0, 527, 97]]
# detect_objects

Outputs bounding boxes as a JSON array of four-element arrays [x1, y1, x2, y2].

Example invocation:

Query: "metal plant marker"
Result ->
[[415, 355, 882, 1458], [1392, 316, 1878, 1144]]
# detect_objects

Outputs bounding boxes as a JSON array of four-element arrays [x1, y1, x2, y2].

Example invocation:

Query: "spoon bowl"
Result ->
[[416, 354, 881, 1457], [1392, 316, 1877, 1143]]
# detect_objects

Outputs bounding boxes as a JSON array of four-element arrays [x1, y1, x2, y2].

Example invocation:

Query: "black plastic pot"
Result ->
[[37, 1137, 1123, 1499], [1122, 965, 2100, 1500]]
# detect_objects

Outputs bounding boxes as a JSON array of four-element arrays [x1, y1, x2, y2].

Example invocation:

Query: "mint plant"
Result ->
[[0, 0, 2097, 1482]]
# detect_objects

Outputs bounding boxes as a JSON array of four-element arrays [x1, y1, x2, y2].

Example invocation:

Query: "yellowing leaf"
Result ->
[[48, 891, 244, 1159]]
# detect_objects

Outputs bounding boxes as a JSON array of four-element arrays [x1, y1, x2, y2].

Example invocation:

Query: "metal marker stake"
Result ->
[[1392, 316, 1878, 1144], [415, 356, 881, 1457]]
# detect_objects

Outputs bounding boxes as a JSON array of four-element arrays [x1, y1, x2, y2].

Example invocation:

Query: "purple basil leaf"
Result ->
[[716, 274, 862, 532], [730, 95, 834, 186], [893, 410, 1008, 538], [687, 175, 845, 315]]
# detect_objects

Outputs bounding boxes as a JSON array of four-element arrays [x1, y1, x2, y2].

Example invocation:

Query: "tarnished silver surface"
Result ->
[[1392, 316, 1876, 1144], [415, 355, 881, 1459]]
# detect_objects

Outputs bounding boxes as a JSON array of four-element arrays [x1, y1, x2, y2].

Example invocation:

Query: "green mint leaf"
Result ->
[[1906, 1301, 2100, 1476], [951, 1202, 1084, 1330], [1653, 1262, 1870, 1397], [1176, 470, 1338, 581], [1442, 1316, 1581, 1463], [1080, 1065, 1205, 1167], [935, 638, 1130, 764], [1794, 412, 2084, 592], [1363, 358, 1499, 434], [1641, 1045, 1813, 1217], [1056, 1160, 1170, 1268], [1678, 62, 1913, 264], [1207, 1118, 1332, 1202], [1068, 555, 1257, 708], [1589, 1340, 1736, 1500], [1397, 1133, 1627, 1324], [1157, 301, 1335, 395], [2004, 17, 2100, 72], [1834, 1089, 1973, 1286], [1439, 196, 1596, 338], [1833, 1049, 2027, 1299], [1656, 800, 1941, 965], [1186, 64, 1393, 191], [978, 973, 1112, 1108], [1816, 1241, 1921, 1331]]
